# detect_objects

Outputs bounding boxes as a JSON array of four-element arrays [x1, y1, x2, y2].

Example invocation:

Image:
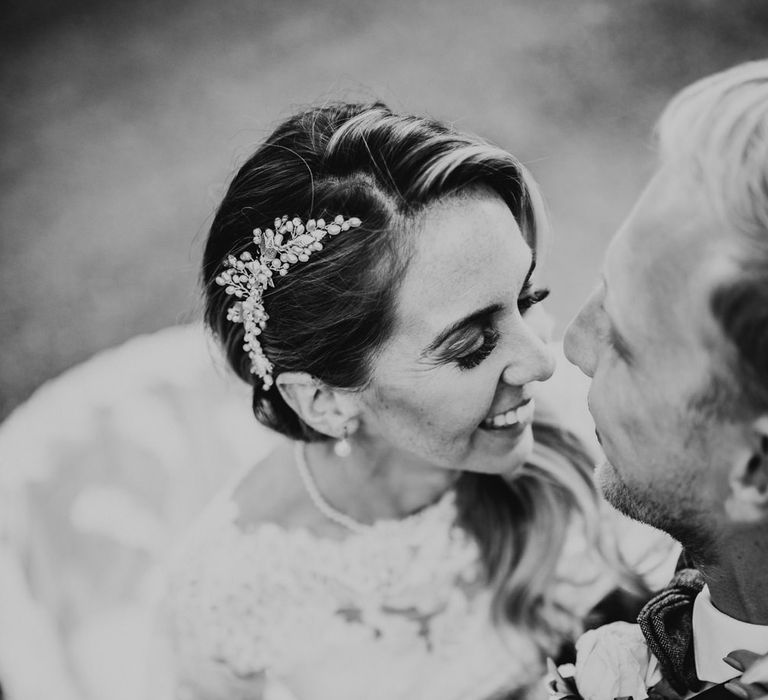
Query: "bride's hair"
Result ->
[[203, 102, 627, 652]]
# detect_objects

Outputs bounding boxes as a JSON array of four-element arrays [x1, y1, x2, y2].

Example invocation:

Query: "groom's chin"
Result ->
[[596, 460, 666, 531], [594, 457, 617, 495], [595, 459, 640, 519]]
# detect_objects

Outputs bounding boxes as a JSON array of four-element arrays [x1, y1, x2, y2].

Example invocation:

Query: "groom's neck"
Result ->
[[699, 528, 768, 625]]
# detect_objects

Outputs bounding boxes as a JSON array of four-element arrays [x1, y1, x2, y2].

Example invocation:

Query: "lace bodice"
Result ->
[[154, 346, 681, 700], [160, 477, 572, 700]]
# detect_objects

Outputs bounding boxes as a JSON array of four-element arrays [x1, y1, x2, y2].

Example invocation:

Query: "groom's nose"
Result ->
[[563, 293, 599, 379]]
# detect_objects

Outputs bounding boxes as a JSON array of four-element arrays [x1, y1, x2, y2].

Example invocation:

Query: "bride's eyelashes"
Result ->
[[456, 328, 501, 370], [454, 288, 550, 371], [448, 286, 550, 371]]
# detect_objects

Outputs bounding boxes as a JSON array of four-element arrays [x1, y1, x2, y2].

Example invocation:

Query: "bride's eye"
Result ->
[[518, 286, 550, 314], [456, 328, 500, 370]]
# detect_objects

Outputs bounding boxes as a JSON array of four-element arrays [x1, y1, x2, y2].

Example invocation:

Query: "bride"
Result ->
[[156, 102, 664, 700]]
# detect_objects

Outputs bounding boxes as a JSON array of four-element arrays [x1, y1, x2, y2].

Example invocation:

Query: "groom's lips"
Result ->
[[595, 430, 603, 446]]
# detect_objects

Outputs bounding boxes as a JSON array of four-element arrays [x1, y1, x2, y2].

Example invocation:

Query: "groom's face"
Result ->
[[564, 165, 747, 551]]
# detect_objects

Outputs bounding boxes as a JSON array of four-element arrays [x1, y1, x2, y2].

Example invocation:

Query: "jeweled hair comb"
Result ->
[[216, 214, 362, 389]]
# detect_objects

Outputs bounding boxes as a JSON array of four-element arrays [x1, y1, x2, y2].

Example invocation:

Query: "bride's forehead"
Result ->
[[406, 194, 528, 276], [391, 199, 531, 335]]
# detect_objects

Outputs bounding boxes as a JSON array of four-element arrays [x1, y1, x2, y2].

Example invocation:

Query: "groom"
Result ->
[[563, 60, 768, 697]]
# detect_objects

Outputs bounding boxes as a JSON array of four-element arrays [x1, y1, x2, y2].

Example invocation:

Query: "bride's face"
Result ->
[[355, 190, 555, 475]]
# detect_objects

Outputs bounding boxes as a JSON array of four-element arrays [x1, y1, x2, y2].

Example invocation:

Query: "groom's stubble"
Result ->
[[597, 456, 718, 566], [594, 379, 731, 570]]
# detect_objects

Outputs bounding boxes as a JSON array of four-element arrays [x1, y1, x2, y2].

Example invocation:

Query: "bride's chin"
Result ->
[[466, 425, 534, 475]]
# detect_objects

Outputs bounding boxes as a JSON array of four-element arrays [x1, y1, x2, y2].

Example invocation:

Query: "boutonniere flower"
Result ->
[[576, 622, 661, 700], [547, 622, 663, 700]]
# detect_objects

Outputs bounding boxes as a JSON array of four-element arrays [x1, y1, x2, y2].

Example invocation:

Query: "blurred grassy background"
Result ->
[[1, 0, 767, 421]]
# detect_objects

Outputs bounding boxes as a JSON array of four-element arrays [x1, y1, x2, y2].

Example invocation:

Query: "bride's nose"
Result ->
[[501, 324, 556, 386]]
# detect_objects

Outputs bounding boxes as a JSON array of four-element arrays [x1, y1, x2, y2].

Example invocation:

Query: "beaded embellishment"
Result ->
[[215, 214, 361, 389]]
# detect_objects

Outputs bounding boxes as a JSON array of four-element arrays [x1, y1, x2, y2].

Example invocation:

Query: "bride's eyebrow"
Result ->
[[423, 304, 502, 356]]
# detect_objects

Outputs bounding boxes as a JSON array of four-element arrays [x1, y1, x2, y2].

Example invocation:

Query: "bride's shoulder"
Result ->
[[157, 443, 313, 687], [166, 440, 323, 574], [230, 439, 312, 529]]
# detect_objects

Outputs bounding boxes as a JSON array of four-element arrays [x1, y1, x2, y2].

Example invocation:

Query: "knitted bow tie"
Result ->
[[637, 568, 706, 699]]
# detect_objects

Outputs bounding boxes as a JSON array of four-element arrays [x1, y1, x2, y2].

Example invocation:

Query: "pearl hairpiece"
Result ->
[[215, 214, 362, 390]]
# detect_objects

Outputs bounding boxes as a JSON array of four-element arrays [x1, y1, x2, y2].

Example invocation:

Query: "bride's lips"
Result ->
[[479, 398, 535, 433]]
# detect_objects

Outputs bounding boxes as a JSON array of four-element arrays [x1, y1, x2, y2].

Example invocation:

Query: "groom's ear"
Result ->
[[725, 415, 768, 523]]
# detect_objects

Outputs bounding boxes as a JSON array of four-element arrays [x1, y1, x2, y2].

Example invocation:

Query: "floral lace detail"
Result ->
[[161, 487, 543, 700]]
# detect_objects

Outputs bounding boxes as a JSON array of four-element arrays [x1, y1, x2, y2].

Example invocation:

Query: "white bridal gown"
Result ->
[[159, 464, 675, 700], [0, 324, 679, 700], [0, 325, 270, 700]]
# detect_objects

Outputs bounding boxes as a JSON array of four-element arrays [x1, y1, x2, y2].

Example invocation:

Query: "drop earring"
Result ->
[[334, 425, 352, 457]]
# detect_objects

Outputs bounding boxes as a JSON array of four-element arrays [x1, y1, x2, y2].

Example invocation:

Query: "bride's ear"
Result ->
[[275, 372, 359, 438]]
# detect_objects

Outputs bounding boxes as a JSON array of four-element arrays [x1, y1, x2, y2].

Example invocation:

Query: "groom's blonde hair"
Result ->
[[657, 60, 768, 412]]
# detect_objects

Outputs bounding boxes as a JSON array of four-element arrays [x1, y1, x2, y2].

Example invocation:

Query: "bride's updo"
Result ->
[[203, 102, 543, 441]]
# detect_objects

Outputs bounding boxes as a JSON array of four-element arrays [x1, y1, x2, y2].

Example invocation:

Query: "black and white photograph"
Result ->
[[2, 1, 768, 699]]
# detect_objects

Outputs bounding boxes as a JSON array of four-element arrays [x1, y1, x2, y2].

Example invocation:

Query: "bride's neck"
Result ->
[[303, 440, 457, 523]]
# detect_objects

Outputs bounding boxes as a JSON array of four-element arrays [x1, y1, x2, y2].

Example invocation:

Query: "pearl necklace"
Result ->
[[294, 441, 370, 535]]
